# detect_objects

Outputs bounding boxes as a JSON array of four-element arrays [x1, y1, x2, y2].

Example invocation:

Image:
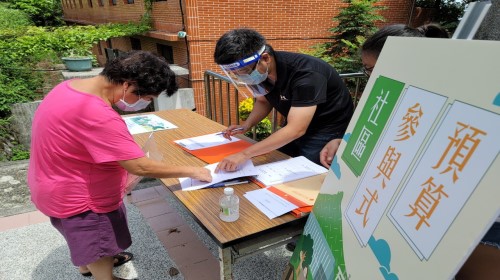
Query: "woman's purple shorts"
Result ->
[[50, 203, 132, 266]]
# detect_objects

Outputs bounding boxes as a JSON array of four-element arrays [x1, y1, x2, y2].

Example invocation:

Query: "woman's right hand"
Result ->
[[191, 167, 212, 182]]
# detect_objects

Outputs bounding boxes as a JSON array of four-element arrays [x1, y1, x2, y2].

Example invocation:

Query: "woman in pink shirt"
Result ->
[[28, 51, 212, 280]]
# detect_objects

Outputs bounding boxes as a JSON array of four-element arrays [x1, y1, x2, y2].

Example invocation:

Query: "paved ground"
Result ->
[[0, 160, 293, 279], [0, 203, 182, 280], [0, 160, 35, 217]]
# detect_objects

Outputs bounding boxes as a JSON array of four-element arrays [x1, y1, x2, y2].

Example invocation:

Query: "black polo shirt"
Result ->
[[263, 51, 353, 135]]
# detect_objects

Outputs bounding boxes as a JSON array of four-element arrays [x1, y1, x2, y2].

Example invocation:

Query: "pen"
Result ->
[[216, 127, 245, 135], [224, 180, 249, 186], [207, 180, 249, 188]]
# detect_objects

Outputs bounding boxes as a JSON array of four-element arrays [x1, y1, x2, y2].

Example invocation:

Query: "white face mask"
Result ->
[[115, 90, 151, 112]]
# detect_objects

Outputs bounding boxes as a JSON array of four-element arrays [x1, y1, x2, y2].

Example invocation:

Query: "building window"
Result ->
[[130, 38, 142, 50], [124, 0, 134, 4], [109, 0, 117, 5], [105, 48, 116, 61], [157, 44, 174, 64], [88, 0, 93, 8], [98, 0, 104, 6], [97, 42, 103, 55]]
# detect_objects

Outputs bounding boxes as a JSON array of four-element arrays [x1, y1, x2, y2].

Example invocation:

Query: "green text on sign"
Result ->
[[342, 76, 405, 177]]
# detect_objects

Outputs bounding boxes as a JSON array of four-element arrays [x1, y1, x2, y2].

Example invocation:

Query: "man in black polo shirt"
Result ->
[[214, 28, 353, 173]]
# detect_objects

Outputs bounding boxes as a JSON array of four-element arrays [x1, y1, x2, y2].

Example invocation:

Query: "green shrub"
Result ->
[[10, 145, 30, 160], [0, 3, 32, 28], [238, 98, 272, 141]]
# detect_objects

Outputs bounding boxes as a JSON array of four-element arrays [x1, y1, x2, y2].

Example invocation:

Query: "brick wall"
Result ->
[[62, 0, 144, 24], [62, 0, 415, 116]]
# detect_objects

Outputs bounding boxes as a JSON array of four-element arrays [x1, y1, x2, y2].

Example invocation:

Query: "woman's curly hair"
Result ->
[[100, 50, 178, 97]]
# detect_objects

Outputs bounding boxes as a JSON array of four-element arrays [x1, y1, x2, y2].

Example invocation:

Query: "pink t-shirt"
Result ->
[[28, 80, 144, 218]]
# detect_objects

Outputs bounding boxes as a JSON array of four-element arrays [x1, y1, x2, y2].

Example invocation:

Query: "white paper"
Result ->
[[255, 156, 328, 186], [180, 160, 258, 191], [123, 114, 177, 135], [244, 188, 298, 219], [174, 133, 242, 150]]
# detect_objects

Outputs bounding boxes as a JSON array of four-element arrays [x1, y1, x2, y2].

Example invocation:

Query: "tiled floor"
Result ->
[[0, 186, 220, 280], [130, 185, 220, 280]]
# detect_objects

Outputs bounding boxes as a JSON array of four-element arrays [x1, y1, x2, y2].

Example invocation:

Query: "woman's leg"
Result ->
[[87, 256, 115, 280], [79, 265, 90, 274]]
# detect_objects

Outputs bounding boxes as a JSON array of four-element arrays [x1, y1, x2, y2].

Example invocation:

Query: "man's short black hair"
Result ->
[[101, 50, 178, 97], [214, 28, 268, 65]]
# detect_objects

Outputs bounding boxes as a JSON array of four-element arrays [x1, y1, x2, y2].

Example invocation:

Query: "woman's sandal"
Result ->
[[80, 252, 134, 277]]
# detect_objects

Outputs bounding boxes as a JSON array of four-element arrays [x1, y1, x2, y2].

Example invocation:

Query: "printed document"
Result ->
[[244, 188, 298, 219], [123, 114, 177, 135], [179, 160, 258, 191], [255, 156, 328, 186]]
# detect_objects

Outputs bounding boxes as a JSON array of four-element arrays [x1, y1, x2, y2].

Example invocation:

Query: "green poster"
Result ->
[[342, 76, 405, 176]]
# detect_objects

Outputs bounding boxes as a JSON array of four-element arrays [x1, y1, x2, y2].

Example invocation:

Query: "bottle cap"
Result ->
[[224, 187, 234, 195]]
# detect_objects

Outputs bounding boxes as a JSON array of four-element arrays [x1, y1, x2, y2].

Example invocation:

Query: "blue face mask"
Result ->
[[236, 62, 268, 85]]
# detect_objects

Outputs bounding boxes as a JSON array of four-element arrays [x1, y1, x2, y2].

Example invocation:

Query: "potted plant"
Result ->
[[61, 49, 93, 72]]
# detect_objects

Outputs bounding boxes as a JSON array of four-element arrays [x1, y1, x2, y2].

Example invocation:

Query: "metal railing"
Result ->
[[203, 70, 367, 138]]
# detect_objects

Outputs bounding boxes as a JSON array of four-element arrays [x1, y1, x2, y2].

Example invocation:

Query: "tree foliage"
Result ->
[[6, 0, 64, 26], [416, 0, 473, 33], [303, 0, 384, 73]]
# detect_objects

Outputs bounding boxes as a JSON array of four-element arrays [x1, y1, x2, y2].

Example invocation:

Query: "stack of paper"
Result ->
[[254, 156, 328, 186], [173, 133, 253, 163], [244, 188, 298, 219], [174, 143, 327, 219], [179, 160, 258, 191]]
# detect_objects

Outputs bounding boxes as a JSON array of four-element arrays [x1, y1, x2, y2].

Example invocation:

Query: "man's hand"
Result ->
[[220, 125, 247, 140], [320, 138, 341, 168], [215, 152, 248, 173]]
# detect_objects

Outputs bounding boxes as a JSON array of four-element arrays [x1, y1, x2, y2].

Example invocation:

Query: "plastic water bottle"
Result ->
[[219, 187, 239, 222]]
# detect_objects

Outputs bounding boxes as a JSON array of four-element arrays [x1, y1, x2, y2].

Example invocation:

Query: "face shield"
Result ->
[[219, 45, 269, 97]]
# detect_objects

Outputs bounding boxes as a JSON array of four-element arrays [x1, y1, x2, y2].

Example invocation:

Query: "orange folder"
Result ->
[[250, 173, 326, 218], [174, 139, 253, 164]]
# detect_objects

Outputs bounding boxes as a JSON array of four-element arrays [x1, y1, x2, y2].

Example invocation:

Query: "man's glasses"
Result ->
[[234, 60, 259, 76], [362, 65, 374, 77]]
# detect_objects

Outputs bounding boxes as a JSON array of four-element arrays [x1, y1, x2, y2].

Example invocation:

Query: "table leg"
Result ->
[[219, 247, 233, 280]]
